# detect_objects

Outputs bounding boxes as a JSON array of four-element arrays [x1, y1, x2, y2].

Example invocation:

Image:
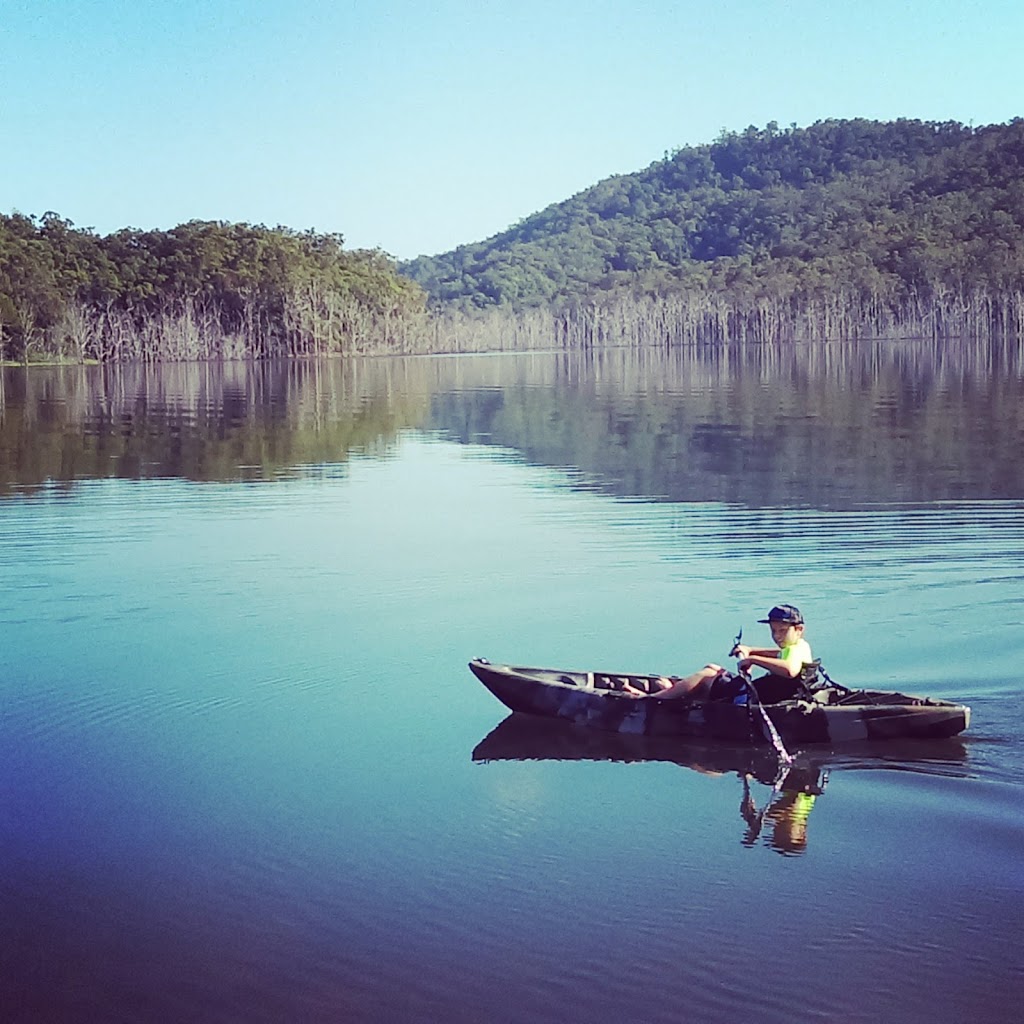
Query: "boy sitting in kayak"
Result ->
[[624, 604, 812, 704]]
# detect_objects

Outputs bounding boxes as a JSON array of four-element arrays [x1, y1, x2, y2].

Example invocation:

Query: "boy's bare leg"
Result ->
[[623, 664, 722, 699]]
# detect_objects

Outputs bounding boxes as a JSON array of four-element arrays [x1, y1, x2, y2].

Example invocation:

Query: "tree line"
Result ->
[[3, 117, 1023, 361], [0, 217, 429, 362]]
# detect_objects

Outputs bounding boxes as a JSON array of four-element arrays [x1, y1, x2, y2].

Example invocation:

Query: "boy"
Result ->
[[625, 604, 812, 704]]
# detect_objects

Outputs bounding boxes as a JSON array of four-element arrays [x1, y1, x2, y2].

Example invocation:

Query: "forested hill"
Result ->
[[402, 118, 1024, 311], [5, 118, 1022, 363]]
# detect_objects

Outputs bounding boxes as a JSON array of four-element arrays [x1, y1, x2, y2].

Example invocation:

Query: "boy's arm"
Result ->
[[739, 648, 802, 677], [734, 645, 780, 660]]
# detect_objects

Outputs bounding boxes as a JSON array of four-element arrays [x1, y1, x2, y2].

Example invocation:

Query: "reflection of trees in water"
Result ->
[[430, 339, 1024, 506], [0, 360, 433, 492], [2, 339, 1022, 501]]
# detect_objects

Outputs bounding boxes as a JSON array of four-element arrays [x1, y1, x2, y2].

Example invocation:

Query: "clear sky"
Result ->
[[2, 0, 1021, 260]]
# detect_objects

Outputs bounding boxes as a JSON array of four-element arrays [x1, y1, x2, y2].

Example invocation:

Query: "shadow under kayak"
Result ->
[[467, 659, 971, 745]]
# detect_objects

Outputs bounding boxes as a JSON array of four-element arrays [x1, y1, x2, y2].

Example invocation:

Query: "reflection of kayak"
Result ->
[[468, 659, 971, 746], [472, 712, 822, 788], [471, 711, 968, 786], [472, 713, 972, 857]]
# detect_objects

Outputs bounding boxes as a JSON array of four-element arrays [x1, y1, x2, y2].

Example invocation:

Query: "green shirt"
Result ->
[[779, 638, 813, 676]]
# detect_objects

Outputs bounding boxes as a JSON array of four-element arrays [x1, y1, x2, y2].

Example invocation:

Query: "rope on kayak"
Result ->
[[812, 662, 852, 695]]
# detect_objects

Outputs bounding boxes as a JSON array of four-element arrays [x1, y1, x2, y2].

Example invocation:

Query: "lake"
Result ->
[[2, 341, 1023, 1023]]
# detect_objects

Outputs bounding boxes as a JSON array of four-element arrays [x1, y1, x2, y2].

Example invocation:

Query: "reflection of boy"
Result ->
[[624, 603, 812, 703], [741, 771, 819, 854]]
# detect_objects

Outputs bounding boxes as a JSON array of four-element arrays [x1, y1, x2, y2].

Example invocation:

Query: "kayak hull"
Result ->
[[467, 659, 970, 746]]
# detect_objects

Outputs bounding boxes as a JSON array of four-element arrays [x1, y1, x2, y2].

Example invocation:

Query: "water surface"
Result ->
[[2, 342, 1023, 1023]]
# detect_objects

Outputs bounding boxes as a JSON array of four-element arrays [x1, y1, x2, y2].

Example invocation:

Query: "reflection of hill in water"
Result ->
[[429, 340, 1024, 507], [2, 339, 1022, 505]]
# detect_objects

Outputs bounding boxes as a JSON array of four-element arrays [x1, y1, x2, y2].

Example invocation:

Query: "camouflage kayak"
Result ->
[[467, 658, 971, 745]]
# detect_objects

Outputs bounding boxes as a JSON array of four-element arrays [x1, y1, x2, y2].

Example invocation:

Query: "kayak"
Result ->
[[467, 658, 971, 746]]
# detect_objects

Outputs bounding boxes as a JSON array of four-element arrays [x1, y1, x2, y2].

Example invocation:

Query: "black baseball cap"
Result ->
[[758, 604, 804, 625]]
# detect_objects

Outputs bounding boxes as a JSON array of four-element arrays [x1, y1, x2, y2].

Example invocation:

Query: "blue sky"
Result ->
[[2, 0, 1021, 260]]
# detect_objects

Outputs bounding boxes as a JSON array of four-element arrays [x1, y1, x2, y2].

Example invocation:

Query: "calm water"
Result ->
[[2, 342, 1023, 1023]]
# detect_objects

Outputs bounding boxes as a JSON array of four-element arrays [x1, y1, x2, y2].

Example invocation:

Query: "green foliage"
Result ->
[[4, 117, 1023, 360], [402, 118, 1024, 311], [0, 216, 426, 360]]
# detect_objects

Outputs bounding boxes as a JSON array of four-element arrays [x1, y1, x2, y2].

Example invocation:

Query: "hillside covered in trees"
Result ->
[[403, 118, 1024, 321], [3, 117, 1023, 362]]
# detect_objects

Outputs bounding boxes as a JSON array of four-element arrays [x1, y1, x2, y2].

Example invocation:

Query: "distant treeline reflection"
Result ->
[[431, 339, 1024, 505], [0, 360, 429, 493], [2, 339, 1022, 504]]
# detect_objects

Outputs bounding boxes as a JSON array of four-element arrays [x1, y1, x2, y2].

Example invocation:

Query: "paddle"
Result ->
[[730, 626, 794, 764]]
